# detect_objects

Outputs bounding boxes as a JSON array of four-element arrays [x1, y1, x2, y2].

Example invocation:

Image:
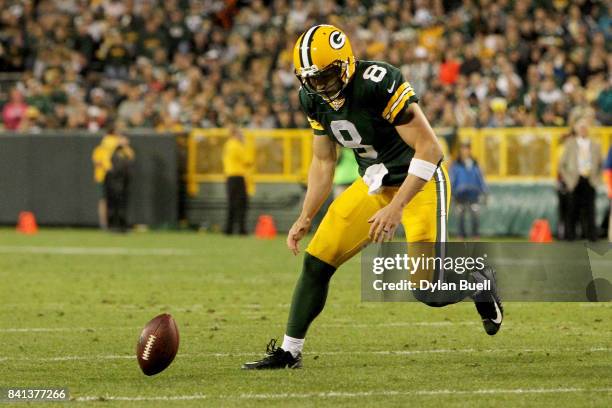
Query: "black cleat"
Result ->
[[241, 339, 302, 370], [472, 266, 504, 335]]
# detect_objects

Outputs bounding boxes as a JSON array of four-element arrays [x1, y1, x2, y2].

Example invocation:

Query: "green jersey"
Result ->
[[299, 60, 419, 186]]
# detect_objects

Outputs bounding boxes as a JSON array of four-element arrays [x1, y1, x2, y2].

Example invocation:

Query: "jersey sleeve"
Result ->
[[298, 88, 327, 136], [369, 63, 419, 125]]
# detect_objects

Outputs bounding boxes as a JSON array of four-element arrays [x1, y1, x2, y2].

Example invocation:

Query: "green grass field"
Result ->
[[1, 229, 610, 407]]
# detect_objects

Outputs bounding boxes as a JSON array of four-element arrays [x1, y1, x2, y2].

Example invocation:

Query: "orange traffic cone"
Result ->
[[528, 220, 542, 241], [255, 215, 277, 239], [17, 211, 38, 235], [529, 219, 552, 243]]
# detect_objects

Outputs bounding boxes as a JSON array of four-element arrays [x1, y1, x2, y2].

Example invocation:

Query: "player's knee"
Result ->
[[303, 253, 336, 283]]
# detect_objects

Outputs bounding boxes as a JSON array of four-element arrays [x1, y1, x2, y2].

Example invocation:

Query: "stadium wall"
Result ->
[[187, 181, 610, 237], [1, 132, 608, 236], [0, 133, 178, 227], [185, 127, 611, 237]]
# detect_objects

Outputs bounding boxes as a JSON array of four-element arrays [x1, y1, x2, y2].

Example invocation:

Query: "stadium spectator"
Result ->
[[555, 133, 573, 240], [222, 123, 253, 235], [597, 79, 612, 126], [450, 141, 488, 239], [0, 0, 609, 132], [2, 87, 28, 130], [605, 146, 612, 241], [117, 85, 145, 127], [558, 119, 602, 242], [18, 106, 43, 133], [439, 50, 461, 86]]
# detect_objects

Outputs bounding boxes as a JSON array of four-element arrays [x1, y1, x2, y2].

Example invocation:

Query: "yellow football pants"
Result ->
[[306, 166, 451, 268]]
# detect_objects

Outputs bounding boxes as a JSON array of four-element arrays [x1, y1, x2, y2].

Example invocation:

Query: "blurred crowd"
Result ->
[[0, 0, 610, 133]]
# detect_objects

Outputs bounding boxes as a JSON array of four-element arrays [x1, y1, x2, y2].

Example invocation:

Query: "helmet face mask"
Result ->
[[298, 61, 347, 101]]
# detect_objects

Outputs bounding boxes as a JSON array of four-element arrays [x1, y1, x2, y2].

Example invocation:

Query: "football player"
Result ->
[[243, 25, 503, 370]]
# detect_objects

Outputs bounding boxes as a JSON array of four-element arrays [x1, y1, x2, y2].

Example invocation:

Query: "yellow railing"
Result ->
[[187, 128, 313, 195], [186, 127, 612, 194], [457, 127, 612, 181]]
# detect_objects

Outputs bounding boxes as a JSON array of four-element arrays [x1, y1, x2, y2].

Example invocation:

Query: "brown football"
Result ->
[[136, 313, 179, 376]]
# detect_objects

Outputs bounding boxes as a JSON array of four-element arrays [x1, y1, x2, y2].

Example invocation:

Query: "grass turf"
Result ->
[[0, 228, 610, 407]]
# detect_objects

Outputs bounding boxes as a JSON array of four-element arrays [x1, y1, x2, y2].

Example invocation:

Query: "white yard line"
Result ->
[[1, 303, 275, 310], [324, 321, 478, 328], [0, 327, 137, 333], [74, 387, 612, 402], [76, 395, 207, 402], [3, 347, 609, 362], [0, 245, 191, 256], [579, 303, 612, 307]]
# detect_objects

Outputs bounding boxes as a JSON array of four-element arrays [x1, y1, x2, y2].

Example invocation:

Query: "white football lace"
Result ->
[[142, 335, 157, 361]]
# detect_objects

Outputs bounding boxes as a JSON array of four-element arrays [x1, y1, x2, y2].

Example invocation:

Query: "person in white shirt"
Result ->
[[558, 119, 602, 241]]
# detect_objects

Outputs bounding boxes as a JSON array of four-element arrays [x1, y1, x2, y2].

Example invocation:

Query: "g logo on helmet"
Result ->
[[329, 31, 346, 50]]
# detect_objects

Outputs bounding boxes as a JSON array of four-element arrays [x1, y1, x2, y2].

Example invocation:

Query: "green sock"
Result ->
[[285, 253, 336, 338]]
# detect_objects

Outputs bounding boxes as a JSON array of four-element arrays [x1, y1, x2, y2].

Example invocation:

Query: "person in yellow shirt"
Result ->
[[92, 131, 120, 229], [92, 122, 135, 231], [222, 123, 254, 235], [105, 133, 135, 232]]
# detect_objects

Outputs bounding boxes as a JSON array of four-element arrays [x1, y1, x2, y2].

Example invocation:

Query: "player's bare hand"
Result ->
[[368, 203, 403, 243], [287, 217, 312, 255]]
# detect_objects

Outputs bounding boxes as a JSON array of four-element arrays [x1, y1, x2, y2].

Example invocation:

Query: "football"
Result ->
[[136, 313, 179, 376]]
